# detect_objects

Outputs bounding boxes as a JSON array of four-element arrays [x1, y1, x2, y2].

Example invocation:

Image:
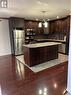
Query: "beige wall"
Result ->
[[0, 19, 11, 56], [67, 16, 71, 93]]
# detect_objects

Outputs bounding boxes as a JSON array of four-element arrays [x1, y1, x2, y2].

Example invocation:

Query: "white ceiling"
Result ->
[[0, 0, 71, 20]]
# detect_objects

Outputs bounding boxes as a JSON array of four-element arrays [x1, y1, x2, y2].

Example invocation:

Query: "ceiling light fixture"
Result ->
[[47, 19, 50, 21], [36, 18, 38, 21], [0, 0, 7, 8], [70, 13, 71, 15], [38, 11, 48, 28], [57, 16, 59, 19]]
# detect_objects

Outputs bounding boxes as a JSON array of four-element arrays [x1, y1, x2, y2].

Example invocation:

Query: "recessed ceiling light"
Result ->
[[36, 18, 38, 21], [57, 16, 59, 19], [37, 1, 42, 5], [47, 19, 50, 21], [37, 0, 48, 6]]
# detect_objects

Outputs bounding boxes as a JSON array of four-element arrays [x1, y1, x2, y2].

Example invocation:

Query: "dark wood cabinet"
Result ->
[[48, 16, 70, 54], [24, 20, 38, 33], [25, 29, 36, 44], [24, 45, 58, 67], [9, 18, 47, 53], [24, 20, 47, 43], [24, 20, 47, 35], [49, 16, 70, 35], [9, 17, 25, 29]]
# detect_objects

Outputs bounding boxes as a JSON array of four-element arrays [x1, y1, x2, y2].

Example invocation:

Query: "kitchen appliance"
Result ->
[[13, 29, 25, 55], [58, 43, 66, 54]]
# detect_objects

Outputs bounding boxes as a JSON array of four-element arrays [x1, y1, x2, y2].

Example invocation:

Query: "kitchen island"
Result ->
[[23, 42, 61, 67]]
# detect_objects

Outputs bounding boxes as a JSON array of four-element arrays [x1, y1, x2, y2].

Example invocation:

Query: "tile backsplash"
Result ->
[[47, 33, 66, 40]]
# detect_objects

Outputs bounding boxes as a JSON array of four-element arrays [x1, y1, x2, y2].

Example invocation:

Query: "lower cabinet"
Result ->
[[24, 45, 58, 67]]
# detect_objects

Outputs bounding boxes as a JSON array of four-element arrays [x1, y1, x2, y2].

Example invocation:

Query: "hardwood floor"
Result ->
[[0, 55, 68, 95]]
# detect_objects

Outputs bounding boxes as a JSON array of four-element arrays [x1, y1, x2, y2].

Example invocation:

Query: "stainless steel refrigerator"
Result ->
[[13, 29, 25, 55]]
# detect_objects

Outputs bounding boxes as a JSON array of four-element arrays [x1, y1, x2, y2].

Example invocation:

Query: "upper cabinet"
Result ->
[[49, 16, 70, 35], [9, 17, 25, 29], [24, 20, 45, 35], [24, 20, 38, 32]]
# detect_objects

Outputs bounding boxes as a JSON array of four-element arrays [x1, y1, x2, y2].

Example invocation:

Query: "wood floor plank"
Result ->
[[0, 55, 68, 95]]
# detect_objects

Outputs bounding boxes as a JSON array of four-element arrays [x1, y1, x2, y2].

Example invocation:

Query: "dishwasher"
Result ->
[[58, 43, 66, 54]]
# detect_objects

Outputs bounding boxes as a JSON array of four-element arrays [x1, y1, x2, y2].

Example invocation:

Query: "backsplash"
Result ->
[[47, 33, 66, 40]]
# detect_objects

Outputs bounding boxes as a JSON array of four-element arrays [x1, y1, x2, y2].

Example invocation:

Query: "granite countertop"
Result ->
[[36, 39, 66, 43], [23, 42, 61, 48]]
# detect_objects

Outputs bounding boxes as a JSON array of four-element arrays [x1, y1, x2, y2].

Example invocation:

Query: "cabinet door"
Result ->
[[10, 18, 24, 29], [44, 27, 49, 34], [25, 20, 38, 32], [37, 27, 44, 35], [30, 48, 40, 66], [49, 22, 56, 34], [13, 19, 24, 28]]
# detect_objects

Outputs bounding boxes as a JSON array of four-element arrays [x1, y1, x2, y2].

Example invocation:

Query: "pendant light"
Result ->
[[38, 11, 48, 28]]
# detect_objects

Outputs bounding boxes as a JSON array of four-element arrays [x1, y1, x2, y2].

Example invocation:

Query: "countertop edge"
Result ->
[[23, 42, 62, 48]]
